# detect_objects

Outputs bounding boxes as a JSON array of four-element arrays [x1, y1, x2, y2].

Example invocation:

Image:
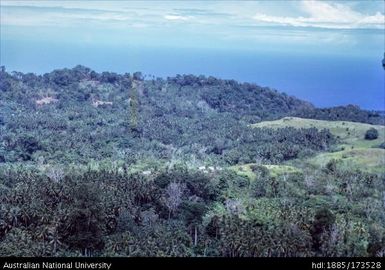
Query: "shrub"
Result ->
[[365, 128, 378, 140], [325, 159, 339, 173]]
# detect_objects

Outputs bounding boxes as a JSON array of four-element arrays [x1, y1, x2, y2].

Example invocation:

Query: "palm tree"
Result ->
[[7, 207, 20, 226], [48, 225, 63, 256]]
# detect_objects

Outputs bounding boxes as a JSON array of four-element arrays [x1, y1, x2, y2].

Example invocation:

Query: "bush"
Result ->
[[365, 128, 378, 140], [310, 208, 336, 252], [325, 159, 339, 173]]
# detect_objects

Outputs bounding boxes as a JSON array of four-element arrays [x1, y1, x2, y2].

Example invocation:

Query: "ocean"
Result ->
[[1, 40, 384, 110]]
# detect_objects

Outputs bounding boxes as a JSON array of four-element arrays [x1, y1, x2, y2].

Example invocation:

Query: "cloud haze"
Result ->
[[1, 1, 383, 29], [253, 1, 384, 29], [1, 1, 383, 110]]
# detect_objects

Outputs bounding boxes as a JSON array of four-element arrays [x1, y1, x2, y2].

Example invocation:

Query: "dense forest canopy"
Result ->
[[0, 65, 382, 165], [0, 66, 384, 257]]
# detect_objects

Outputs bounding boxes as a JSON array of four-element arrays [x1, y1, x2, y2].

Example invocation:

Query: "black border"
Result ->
[[0, 257, 384, 270]]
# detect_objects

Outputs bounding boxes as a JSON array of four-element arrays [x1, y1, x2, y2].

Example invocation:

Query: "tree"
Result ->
[[181, 201, 206, 246], [365, 128, 379, 140], [45, 166, 65, 183], [129, 78, 139, 133], [310, 208, 336, 252], [164, 182, 185, 219], [61, 183, 105, 256], [133, 71, 143, 81], [17, 135, 41, 161]]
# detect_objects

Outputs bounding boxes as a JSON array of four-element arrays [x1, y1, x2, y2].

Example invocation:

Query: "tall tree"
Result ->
[[129, 77, 139, 133]]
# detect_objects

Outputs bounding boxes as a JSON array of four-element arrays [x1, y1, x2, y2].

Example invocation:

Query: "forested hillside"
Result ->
[[1, 65, 382, 165], [0, 66, 384, 257], [0, 65, 332, 165]]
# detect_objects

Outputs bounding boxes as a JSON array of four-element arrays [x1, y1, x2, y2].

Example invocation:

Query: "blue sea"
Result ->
[[1, 40, 384, 110]]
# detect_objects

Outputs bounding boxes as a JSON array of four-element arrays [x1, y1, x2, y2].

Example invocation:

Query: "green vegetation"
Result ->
[[0, 163, 383, 257], [251, 117, 385, 149], [230, 163, 302, 181], [0, 67, 336, 166], [308, 148, 385, 173], [251, 116, 385, 173], [365, 128, 379, 140], [293, 105, 384, 125], [0, 66, 384, 257]]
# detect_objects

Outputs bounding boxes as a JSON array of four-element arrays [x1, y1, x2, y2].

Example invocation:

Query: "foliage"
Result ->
[[365, 128, 379, 140], [294, 105, 384, 125], [0, 66, 384, 257], [0, 66, 339, 166]]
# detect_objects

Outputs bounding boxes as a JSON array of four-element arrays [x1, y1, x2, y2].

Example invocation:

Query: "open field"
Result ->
[[306, 148, 385, 173], [251, 117, 385, 173], [251, 116, 385, 149], [230, 163, 302, 181]]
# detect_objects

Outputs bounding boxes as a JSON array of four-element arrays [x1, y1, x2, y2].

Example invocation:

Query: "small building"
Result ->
[[92, 99, 113, 107], [35, 96, 58, 106]]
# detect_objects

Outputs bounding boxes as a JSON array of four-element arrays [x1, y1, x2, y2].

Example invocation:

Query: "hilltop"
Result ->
[[0, 65, 383, 166]]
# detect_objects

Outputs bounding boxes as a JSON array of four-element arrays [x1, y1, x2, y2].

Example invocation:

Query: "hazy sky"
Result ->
[[1, 1, 383, 50], [1, 1, 384, 109]]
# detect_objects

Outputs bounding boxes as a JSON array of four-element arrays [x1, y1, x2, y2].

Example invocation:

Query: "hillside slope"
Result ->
[[0, 66, 384, 257], [0, 66, 328, 165], [251, 117, 385, 148], [0, 66, 382, 166], [251, 117, 385, 172]]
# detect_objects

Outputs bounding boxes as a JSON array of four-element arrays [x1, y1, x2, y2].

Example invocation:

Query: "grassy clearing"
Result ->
[[251, 117, 385, 173], [307, 148, 385, 173], [251, 116, 385, 149], [230, 163, 302, 181], [264, 164, 302, 177]]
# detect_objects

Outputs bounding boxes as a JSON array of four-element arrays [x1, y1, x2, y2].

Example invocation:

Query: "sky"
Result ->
[[1, 1, 384, 110]]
